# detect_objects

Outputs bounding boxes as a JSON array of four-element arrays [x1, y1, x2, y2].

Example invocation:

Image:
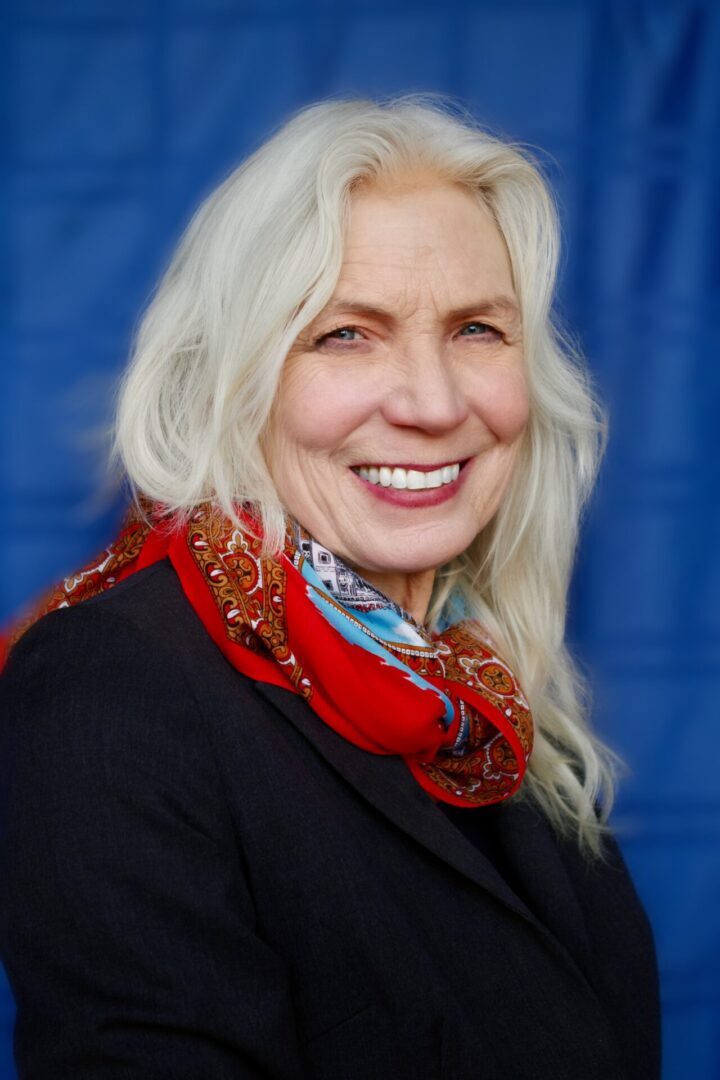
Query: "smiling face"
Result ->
[[263, 177, 530, 620]]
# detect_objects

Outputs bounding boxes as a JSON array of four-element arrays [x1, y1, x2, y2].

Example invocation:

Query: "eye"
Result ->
[[314, 325, 363, 347], [458, 321, 501, 339]]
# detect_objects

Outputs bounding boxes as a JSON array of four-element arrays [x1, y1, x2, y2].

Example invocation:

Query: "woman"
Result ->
[[0, 95, 660, 1078]]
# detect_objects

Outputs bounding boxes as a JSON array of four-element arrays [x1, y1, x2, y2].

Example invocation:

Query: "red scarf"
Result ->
[[3, 501, 533, 808]]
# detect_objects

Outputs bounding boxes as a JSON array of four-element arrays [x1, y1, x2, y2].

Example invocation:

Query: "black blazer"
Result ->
[[0, 559, 661, 1079]]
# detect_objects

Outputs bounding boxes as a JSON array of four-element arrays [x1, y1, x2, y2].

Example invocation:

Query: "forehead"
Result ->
[[337, 180, 515, 301]]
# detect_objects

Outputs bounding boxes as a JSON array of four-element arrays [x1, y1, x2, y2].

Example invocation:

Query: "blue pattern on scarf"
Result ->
[[292, 530, 455, 731]]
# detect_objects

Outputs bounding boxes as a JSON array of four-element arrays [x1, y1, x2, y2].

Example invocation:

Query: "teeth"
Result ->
[[355, 463, 461, 490]]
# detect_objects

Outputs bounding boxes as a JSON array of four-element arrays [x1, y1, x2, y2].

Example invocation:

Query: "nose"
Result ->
[[380, 341, 470, 433]]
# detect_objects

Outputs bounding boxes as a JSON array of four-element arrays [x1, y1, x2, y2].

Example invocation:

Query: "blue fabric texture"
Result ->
[[1, 3, 718, 1078]]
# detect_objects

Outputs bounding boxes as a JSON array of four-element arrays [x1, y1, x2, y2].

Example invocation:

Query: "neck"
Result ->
[[349, 566, 436, 626]]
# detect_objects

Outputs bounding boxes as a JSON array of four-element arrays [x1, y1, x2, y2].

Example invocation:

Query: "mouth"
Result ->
[[350, 460, 468, 491]]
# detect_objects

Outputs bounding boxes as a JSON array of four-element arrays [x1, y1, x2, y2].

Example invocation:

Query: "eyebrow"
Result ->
[[316, 295, 521, 325]]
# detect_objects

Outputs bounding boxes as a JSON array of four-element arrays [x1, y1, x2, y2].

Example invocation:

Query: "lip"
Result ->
[[350, 459, 472, 508]]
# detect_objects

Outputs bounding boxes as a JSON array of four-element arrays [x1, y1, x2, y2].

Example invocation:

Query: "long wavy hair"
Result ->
[[113, 93, 620, 856]]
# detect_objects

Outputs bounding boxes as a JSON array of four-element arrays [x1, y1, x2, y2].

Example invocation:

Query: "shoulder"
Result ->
[[2, 559, 252, 711], [0, 559, 199, 740], [2, 566, 185, 759], [6, 558, 214, 672], [0, 562, 263, 836]]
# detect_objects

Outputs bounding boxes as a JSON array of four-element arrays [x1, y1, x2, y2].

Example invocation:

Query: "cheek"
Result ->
[[274, 361, 379, 454], [470, 367, 530, 443]]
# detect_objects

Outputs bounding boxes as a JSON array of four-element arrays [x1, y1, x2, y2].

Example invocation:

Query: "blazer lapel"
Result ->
[[491, 796, 595, 981], [254, 679, 592, 979]]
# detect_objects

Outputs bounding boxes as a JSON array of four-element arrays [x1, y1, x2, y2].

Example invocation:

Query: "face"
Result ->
[[264, 178, 529, 608]]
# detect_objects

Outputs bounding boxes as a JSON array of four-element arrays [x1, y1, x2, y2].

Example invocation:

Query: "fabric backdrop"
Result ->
[[1, 2, 718, 1077]]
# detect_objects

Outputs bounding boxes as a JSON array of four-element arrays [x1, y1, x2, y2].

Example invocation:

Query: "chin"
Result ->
[[353, 530, 473, 577]]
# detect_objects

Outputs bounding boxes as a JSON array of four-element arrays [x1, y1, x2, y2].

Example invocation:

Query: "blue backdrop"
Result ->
[[1, 2, 718, 1077]]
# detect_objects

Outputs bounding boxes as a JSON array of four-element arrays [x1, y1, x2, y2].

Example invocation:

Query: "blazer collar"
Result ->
[[254, 680, 594, 982]]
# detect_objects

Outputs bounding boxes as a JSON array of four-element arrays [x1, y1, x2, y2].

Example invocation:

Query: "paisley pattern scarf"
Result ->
[[3, 500, 533, 808]]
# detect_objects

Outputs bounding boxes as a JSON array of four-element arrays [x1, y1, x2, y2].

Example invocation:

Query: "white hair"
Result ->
[[114, 92, 621, 857]]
